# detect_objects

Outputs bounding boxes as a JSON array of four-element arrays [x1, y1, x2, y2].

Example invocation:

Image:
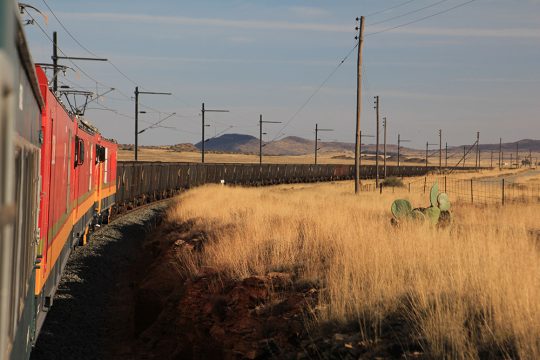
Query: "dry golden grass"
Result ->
[[120, 147, 540, 169], [117, 148, 430, 165], [167, 179, 540, 358]]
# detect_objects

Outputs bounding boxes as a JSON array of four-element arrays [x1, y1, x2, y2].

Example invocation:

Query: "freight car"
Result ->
[[112, 162, 478, 211]]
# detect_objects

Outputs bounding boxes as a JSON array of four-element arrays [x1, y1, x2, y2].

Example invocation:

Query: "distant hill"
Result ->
[[481, 139, 540, 152], [194, 134, 260, 153], [123, 136, 540, 157], [447, 139, 540, 154], [195, 134, 347, 155], [119, 143, 199, 152]]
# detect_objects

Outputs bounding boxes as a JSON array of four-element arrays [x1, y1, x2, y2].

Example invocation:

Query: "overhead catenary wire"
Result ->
[[29, 4, 195, 121], [42, 0, 195, 108], [268, 1, 478, 144], [268, 43, 359, 143], [366, 0, 478, 37], [31, 0, 479, 146], [41, 0, 143, 88], [368, 0, 452, 26], [366, 0, 421, 17]]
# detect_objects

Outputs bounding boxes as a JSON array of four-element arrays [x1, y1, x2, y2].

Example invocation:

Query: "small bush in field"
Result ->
[[382, 176, 404, 187]]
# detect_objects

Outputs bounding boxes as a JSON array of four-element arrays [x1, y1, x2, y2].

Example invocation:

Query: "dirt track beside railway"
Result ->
[[30, 202, 169, 360]]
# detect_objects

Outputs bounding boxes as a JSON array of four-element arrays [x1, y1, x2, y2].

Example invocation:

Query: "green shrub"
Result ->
[[382, 176, 404, 187]]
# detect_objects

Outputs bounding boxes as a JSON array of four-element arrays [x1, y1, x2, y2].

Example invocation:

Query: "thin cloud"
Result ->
[[58, 11, 540, 40], [58, 12, 348, 32], [227, 36, 255, 44], [288, 6, 329, 18], [453, 77, 540, 84], [108, 54, 337, 66], [389, 26, 540, 39]]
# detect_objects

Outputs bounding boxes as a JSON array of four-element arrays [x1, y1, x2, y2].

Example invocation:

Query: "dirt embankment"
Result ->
[[115, 221, 425, 360]]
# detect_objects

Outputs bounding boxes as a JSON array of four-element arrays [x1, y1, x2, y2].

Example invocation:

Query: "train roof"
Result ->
[[1, 0, 44, 109]]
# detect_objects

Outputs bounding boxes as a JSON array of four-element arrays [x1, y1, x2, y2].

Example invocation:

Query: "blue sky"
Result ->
[[23, 0, 540, 148]]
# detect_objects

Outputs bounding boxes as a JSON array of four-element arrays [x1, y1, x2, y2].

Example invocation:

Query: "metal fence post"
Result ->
[[380, 183, 383, 194], [444, 176, 447, 193], [502, 179, 505, 205], [408, 183, 411, 193], [423, 176, 427, 193], [470, 178, 474, 204]]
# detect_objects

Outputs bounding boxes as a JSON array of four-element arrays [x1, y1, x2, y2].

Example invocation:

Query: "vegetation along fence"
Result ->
[[363, 176, 540, 205]]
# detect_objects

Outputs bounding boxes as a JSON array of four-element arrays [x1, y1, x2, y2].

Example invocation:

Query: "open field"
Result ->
[[118, 147, 540, 170], [117, 148, 428, 165], [163, 176, 540, 358]]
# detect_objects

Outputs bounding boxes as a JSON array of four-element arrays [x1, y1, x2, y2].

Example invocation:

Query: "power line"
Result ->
[[369, 0, 452, 26], [24, 10, 119, 92], [366, 0, 420, 17], [35, 2, 196, 113], [269, 42, 358, 142], [366, 0, 478, 36], [41, 0, 142, 87]]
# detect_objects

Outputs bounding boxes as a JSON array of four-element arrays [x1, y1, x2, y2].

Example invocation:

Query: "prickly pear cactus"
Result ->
[[437, 193, 451, 211], [390, 182, 452, 227], [424, 207, 441, 225], [391, 199, 412, 219], [411, 209, 426, 222], [430, 182, 439, 207]]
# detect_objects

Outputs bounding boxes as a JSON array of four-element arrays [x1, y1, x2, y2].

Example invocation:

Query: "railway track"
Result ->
[[30, 201, 169, 360]]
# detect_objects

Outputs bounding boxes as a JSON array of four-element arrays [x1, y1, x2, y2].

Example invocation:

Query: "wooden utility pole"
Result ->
[[490, 151, 493, 168], [463, 146, 466, 168], [134, 87, 171, 161], [439, 129, 442, 171], [426, 142, 437, 169], [445, 142, 448, 167], [314, 123, 318, 165], [354, 16, 365, 194], [499, 138, 502, 170], [383, 117, 387, 178], [374, 95, 380, 186], [397, 134, 400, 172], [476, 131, 480, 170], [259, 115, 281, 165], [314, 124, 333, 165], [201, 103, 229, 163], [516, 141, 519, 168]]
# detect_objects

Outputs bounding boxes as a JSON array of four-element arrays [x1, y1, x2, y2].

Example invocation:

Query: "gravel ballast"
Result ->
[[31, 202, 169, 360]]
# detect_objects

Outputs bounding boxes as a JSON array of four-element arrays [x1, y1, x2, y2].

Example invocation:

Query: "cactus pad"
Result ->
[[391, 199, 412, 219], [437, 193, 451, 211], [390, 182, 452, 227], [430, 182, 439, 207], [411, 209, 426, 222], [424, 207, 441, 225]]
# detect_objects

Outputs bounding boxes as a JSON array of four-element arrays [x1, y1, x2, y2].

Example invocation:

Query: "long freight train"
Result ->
[[0, 2, 478, 359]]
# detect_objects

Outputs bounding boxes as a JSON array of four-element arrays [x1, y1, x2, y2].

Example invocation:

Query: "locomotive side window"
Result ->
[[95, 145, 105, 164], [74, 137, 84, 167]]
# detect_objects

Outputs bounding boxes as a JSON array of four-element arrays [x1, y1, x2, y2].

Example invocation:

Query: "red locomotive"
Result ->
[[34, 66, 118, 337], [0, 2, 117, 357]]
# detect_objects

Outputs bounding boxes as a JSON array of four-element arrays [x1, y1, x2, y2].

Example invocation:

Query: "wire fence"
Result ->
[[361, 176, 540, 205]]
